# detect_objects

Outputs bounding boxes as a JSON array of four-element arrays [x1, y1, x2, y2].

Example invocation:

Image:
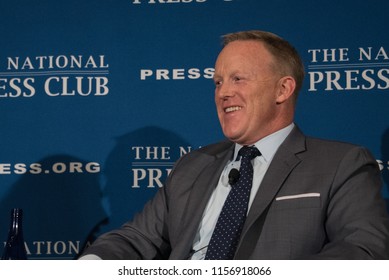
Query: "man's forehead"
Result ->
[[214, 41, 273, 74]]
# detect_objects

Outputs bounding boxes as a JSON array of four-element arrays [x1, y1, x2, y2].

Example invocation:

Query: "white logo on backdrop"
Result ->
[[0, 161, 100, 175], [140, 67, 214, 80], [0, 55, 109, 98], [130, 145, 195, 188], [131, 0, 234, 4], [377, 159, 389, 171], [307, 46, 389, 92]]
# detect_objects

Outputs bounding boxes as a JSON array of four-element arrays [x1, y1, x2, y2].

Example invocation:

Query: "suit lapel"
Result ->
[[171, 142, 234, 259], [235, 127, 306, 258]]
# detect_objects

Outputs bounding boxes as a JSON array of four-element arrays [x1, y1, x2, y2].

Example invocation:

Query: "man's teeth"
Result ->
[[225, 106, 242, 113]]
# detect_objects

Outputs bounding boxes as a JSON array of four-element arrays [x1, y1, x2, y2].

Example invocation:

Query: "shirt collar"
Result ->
[[233, 123, 295, 163]]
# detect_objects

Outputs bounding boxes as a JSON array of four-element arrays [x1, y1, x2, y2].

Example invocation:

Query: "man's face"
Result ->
[[214, 40, 283, 145]]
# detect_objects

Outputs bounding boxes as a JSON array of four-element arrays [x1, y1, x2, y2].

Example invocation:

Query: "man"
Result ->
[[80, 30, 389, 259]]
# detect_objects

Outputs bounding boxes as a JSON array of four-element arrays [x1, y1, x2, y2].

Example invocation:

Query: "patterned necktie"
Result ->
[[205, 146, 261, 260]]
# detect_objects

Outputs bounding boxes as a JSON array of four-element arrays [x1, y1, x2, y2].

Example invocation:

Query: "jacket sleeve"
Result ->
[[311, 146, 389, 259], [79, 184, 171, 259]]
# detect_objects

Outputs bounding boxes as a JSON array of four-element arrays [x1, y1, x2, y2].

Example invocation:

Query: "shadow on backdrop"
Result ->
[[96, 126, 191, 237], [0, 155, 107, 259]]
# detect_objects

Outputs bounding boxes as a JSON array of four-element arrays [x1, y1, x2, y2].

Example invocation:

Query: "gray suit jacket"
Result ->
[[82, 126, 389, 259]]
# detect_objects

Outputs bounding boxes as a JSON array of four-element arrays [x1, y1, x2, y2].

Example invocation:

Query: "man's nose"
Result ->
[[216, 82, 235, 99]]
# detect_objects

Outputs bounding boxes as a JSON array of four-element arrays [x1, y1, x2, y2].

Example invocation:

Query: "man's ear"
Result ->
[[276, 76, 296, 104]]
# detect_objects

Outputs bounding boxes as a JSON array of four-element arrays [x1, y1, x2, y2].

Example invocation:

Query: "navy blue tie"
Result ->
[[205, 146, 261, 260]]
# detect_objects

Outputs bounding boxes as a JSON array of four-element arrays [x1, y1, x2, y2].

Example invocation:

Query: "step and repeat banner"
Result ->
[[1, 0, 388, 259]]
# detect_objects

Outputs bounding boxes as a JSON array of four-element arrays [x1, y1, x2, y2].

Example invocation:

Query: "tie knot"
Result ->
[[238, 146, 261, 161]]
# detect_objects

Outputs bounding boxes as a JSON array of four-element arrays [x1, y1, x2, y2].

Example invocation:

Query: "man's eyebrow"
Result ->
[[213, 74, 221, 80]]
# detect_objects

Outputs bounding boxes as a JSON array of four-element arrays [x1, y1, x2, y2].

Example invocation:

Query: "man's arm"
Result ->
[[313, 146, 389, 259], [79, 185, 171, 260]]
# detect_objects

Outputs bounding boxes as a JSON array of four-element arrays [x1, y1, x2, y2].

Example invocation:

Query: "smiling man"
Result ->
[[213, 36, 299, 145], [80, 30, 389, 260]]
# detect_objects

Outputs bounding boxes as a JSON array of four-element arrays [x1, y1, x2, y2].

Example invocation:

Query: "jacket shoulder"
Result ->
[[172, 139, 233, 169], [196, 139, 234, 156]]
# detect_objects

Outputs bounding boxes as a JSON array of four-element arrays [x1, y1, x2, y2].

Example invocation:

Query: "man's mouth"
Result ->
[[225, 106, 242, 113]]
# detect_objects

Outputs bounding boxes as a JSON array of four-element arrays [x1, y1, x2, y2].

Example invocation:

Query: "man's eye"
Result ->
[[214, 80, 222, 86]]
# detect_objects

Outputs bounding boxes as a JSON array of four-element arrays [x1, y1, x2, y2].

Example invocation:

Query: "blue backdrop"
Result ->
[[1, 0, 388, 259]]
